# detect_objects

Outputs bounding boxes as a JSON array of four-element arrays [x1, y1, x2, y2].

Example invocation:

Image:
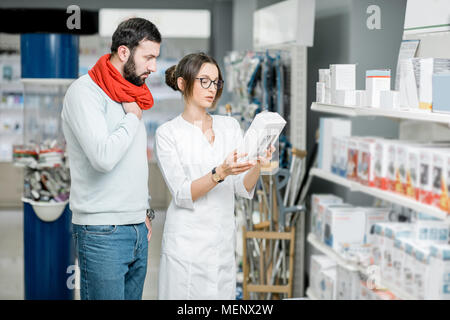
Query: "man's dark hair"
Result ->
[[110, 17, 161, 54]]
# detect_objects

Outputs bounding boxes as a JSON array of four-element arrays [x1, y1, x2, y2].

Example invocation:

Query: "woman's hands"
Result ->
[[216, 150, 255, 180], [256, 145, 276, 166]]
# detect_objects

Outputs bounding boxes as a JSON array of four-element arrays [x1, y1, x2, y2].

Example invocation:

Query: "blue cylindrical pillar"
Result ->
[[21, 33, 78, 300]]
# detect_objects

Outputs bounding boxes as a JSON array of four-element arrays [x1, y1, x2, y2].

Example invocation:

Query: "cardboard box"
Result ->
[[413, 220, 449, 244], [334, 90, 356, 106], [316, 82, 326, 103], [372, 222, 392, 268], [380, 90, 400, 109], [419, 146, 450, 204], [331, 136, 341, 175], [318, 118, 352, 173], [387, 142, 397, 192], [338, 137, 350, 177], [347, 137, 360, 181], [336, 264, 360, 300], [318, 268, 337, 300], [395, 143, 409, 195], [402, 240, 418, 294], [311, 194, 343, 241], [432, 149, 450, 211], [382, 223, 413, 283], [319, 69, 330, 85], [366, 69, 391, 108], [427, 244, 450, 300], [330, 64, 356, 92], [310, 255, 337, 298], [355, 90, 366, 107], [317, 204, 353, 242], [238, 111, 286, 162], [414, 245, 431, 300], [406, 146, 421, 200], [324, 207, 366, 255], [392, 238, 407, 288], [357, 138, 377, 187], [362, 207, 390, 247], [432, 73, 450, 114], [419, 58, 450, 111], [374, 139, 392, 190]]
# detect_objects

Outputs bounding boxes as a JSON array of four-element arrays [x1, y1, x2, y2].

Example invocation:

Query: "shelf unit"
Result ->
[[310, 168, 450, 222], [311, 102, 450, 125], [307, 233, 416, 300]]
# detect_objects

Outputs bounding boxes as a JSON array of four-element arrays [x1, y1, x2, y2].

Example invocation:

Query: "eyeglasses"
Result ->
[[196, 78, 224, 90]]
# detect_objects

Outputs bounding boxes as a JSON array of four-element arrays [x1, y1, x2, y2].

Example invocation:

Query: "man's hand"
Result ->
[[122, 101, 142, 120], [145, 216, 152, 242]]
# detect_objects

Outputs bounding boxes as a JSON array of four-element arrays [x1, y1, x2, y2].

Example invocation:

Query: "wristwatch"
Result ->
[[146, 208, 155, 221], [212, 167, 224, 183]]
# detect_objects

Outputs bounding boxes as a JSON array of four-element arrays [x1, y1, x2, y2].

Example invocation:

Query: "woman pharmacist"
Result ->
[[155, 52, 274, 299]]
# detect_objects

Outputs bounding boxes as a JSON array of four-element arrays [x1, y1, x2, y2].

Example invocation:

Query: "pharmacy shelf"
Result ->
[[306, 287, 319, 300], [310, 168, 450, 222], [311, 102, 450, 125], [307, 233, 416, 300]]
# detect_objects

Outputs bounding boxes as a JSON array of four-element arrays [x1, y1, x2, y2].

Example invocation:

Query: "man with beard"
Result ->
[[61, 18, 161, 300]]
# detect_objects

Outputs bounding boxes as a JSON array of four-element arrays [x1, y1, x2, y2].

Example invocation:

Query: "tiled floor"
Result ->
[[0, 208, 166, 300]]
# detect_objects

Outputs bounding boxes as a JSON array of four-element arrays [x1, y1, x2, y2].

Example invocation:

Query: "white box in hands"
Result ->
[[237, 111, 286, 163]]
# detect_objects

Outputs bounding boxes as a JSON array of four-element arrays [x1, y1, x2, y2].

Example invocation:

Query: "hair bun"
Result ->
[[165, 65, 178, 91]]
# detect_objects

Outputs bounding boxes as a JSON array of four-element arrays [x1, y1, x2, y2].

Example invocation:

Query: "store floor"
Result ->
[[0, 208, 166, 300]]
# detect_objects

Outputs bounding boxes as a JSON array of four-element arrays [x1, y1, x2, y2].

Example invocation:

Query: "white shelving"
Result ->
[[310, 168, 450, 222], [311, 102, 450, 125], [307, 233, 416, 300]]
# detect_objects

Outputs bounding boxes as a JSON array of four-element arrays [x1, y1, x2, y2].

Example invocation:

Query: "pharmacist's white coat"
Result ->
[[155, 114, 255, 300]]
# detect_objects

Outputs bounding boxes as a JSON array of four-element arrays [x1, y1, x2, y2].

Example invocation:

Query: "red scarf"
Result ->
[[88, 54, 154, 110]]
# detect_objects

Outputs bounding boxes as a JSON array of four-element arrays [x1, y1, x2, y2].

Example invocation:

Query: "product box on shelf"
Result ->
[[347, 137, 360, 181], [419, 145, 450, 205], [413, 220, 449, 244], [310, 255, 337, 298], [427, 244, 450, 300], [382, 223, 413, 283], [379, 90, 400, 109], [392, 238, 407, 288], [372, 222, 392, 268], [395, 143, 413, 195], [358, 138, 377, 187], [324, 207, 366, 255], [316, 82, 326, 103], [402, 240, 417, 295], [331, 136, 341, 175], [336, 264, 361, 300], [365, 69, 391, 108], [318, 118, 352, 173], [431, 149, 450, 212], [406, 146, 421, 200], [414, 245, 431, 300], [318, 268, 337, 300], [419, 58, 450, 111], [311, 194, 344, 241], [355, 90, 366, 107], [363, 207, 391, 247], [334, 90, 356, 106], [317, 204, 353, 243], [432, 73, 450, 114], [332, 136, 350, 177], [387, 142, 397, 192], [319, 69, 331, 86], [330, 64, 356, 92], [374, 139, 393, 190]]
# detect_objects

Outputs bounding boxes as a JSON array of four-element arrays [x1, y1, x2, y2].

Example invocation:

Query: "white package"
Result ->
[[336, 264, 360, 300], [357, 138, 377, 187], [362, 207, 390, 246], [311, 194, 343, 240], [392, 238, 407, 288], [382, 223, 413, 283], [402, 240, 417, 294], [316, 82, 326, 103], [237, 111, 286, 162], [355, 90, 366, 107], [317, 204, 352, 242], [366, 69, 391, 108], [319, 268, 337, 300], [319, 69, 330, 85], [334, 90, 356, 106], [413, 220, 449, 244], [310, 255, 337, 297], [406, 146, 421, 200], [380, 90, 400, 109], [419, 58, 450, 111], [427, 244, 450, 300], [318, 118, 352, 173], [330, 64, 356, 92], [414, 245, 431, 300], [374, 139, 392, 190], [324, 207, 366, 255]]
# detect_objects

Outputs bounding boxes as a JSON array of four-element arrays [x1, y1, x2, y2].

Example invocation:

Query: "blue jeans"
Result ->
[[72, 223, 148, 300]]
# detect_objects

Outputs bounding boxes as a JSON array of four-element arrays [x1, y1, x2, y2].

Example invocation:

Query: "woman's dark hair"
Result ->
[[165, 52, 223, 108], [111, 18, 161, 54]]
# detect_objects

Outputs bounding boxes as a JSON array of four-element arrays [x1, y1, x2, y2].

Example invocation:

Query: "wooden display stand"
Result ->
[[242, 226, 296, 299]]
